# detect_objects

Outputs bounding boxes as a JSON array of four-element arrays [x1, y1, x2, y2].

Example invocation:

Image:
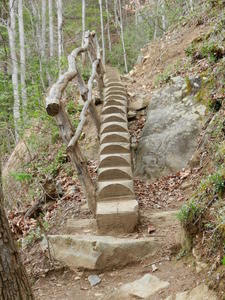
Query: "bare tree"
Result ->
[[18, 0, 28, 118], [56, 0, 63, 72], [154, 0, 159, 40], [99, 0, 106, 64], [41, 0, 46, 57], [161, 0, 166, 31], [49, 0, 54, 57], [105, 0, 112, 51], [118, 0, 128, 72], [82, 0, 86, 46], [8, 0, 20, 141], [0, 158, 34, 299]]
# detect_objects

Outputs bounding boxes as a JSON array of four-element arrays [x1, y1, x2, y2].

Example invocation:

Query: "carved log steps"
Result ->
[[96, 68, 139, 234]]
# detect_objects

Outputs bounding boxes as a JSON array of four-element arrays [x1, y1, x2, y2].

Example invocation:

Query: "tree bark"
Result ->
[[56, 0, 63, 73], [154, 0, 159, 40], [0, 159, 34, 299], [8, 0, 20, 141], [99, 0, 105, 65], [105, 0, 112, 52], [18, 0, 28, 118], [41, 0, 46, 58], [49, 0, 54, 57], [161, 0, 166, 32], [118, 0, 128, 73]]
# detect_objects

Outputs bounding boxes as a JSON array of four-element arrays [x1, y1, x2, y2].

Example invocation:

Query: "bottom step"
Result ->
[[96, 199, 138, 234], [42, 234, 157, 270]]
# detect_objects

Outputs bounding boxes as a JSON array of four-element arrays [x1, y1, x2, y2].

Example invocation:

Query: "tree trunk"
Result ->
[[82, 0, 86, 46], [118, 0, 128, 73], [134, 0, 140, 27], [41, 0, 46, 58], [99, 0, 106, 65], [18, 0, 28, 118], [189, 0, 193, 11], [56, 0, 63, 73], [105, 0, 112, 52], [161, 0, 166, 31], [0, 160, 34, 299], [154, 0, 159, 40], [8, 0, 20, 141], [49, 0, 54, 57]]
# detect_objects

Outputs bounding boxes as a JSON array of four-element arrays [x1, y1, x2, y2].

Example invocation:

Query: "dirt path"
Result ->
[[30, 21, 214, 300]]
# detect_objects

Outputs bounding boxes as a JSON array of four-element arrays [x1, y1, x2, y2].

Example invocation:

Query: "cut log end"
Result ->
[[46, 102, 60, 116]]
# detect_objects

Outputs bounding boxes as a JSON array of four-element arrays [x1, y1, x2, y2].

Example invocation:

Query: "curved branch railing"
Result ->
[[45, 31, 105, 214]]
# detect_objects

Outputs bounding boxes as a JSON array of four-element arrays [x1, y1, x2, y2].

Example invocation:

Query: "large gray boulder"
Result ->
[[135, 76, 206, 179]]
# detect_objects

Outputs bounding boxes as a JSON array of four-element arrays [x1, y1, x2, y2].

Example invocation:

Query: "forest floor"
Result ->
[[10, 17, 220, 300]]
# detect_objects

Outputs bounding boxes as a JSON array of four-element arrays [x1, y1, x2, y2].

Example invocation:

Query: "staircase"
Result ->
[[96, 67, 139, 234], [42, 67, 158, 271]]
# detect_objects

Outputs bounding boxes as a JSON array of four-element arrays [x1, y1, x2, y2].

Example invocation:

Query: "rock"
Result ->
[[108, 274, 169, 299], [165, 284, 217, 300], [152, 264, 158, 272], [135, 76, 206, 179], [42, 234, 158, 270], [88, 275, 101, 287], [128, 91, 150, 111], [66, 219, 97, 234]]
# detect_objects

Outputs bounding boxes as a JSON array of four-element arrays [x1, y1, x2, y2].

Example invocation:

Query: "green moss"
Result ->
[[185, 76, 192, 94]]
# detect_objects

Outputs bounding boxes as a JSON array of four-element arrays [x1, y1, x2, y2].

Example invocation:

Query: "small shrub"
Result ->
[[177, 200, 201, 229], [10, 172, 32, 182]]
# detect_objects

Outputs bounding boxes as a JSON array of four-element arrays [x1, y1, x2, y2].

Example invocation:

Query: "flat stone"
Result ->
[[42, 234, 158, 270], [66, 219, 96, 234], [108, 274, 169, 299], [98, 180, 134, 200], [101, 122, 128, 134], [98, 167, 132, 181], [100, 132, 130, 144], [104, 94, 127, 102], [165, 284, 217, 300], [88, 275, 101, 287], [104, 99, 126, 107], [100, 142, 130, 155], [104, 81, 124, 88], [102, 113, 127, 124], [99, 153, 131, 168], [96, 199, 138, 233], [102, 105, 126, 115]]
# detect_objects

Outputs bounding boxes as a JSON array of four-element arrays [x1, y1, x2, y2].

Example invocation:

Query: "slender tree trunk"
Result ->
[[82, 0, 86, 47], [99, 0, 105, 65], [118, 0, 128, 73], [49, 0, 54, 57], [161, 0, 166, 31], [154, 0, 159, 40], [105, 0, 112, 52], [189, 0, 193, 11], [8, 0, 20, 141], [41, 0, 46, 58], [18, 0, 28, 119], [56, 0, 63, 73], [134, 0, 140, 27], [114, 0, 119, 27], [0, 159, 34, 299]]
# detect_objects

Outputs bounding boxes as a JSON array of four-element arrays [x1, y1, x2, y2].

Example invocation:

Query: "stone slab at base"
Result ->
[[96, 199, 138, 234], [42, 234, 157, 270]]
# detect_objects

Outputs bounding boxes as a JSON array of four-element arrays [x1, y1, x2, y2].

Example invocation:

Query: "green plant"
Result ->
[[10, 172, 32, 182], [221, 256, 225, 265], [43, 146, 67, 176], [177, 200, 201, 227]]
